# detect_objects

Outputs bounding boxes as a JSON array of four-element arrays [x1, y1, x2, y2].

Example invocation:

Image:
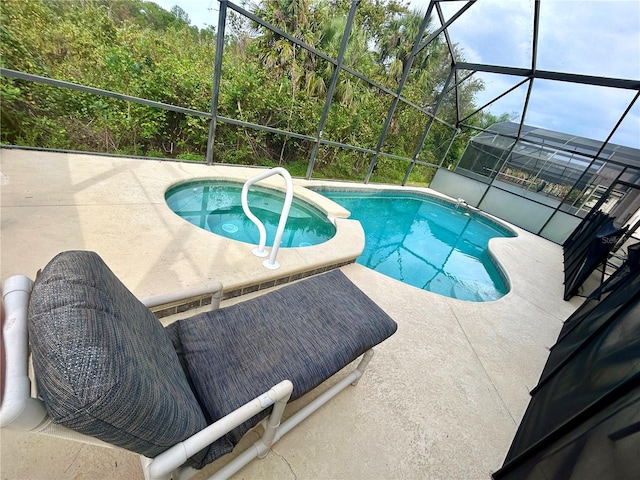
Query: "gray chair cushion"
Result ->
[[28, 251, 215, 466], [168, 269, 397, 466]]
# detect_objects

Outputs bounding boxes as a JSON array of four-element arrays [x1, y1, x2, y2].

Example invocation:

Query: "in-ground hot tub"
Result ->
[[165, 180, 336, 248]]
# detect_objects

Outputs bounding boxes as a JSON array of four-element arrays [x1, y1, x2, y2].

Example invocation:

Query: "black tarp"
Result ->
[[493, 242, 640, 480]]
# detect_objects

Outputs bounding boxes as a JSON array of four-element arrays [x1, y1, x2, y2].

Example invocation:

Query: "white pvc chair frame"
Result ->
[[1, 274, 375, 480]]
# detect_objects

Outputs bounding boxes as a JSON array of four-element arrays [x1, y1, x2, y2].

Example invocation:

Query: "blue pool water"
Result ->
[[166, 181, 336, 247], [315, 189, 516, 302]]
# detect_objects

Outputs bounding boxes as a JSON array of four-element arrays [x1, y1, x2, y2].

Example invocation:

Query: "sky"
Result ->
[[153, 0, 218, 29], [153, 0, 640, 149]]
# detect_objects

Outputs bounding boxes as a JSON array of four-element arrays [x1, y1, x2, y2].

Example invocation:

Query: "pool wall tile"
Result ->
[[155, 259, 356, 316]]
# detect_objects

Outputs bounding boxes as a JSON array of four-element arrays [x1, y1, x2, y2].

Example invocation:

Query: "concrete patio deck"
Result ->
[[1, 148, 582, 479]]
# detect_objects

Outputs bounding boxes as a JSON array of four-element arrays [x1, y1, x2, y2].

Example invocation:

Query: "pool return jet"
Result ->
[[241, 167, 293, 270]]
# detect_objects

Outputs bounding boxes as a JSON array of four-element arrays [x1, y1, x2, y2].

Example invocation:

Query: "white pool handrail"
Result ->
[[241, 167, 294, 270]]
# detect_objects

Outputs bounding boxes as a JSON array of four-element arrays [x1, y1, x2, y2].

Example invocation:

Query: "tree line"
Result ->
[[1, 0, 503, 184]]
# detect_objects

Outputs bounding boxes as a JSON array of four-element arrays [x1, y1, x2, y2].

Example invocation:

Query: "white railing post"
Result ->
[[241, 167, 294, 270]]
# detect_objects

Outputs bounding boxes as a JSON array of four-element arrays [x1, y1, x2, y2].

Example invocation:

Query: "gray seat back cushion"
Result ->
[[168, 269, 398, 466], [28, 251, 215, 465]]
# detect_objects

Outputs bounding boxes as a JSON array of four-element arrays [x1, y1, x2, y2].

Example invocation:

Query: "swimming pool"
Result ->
[[166, 180, 336, 247], [313, 189, 516, 302]]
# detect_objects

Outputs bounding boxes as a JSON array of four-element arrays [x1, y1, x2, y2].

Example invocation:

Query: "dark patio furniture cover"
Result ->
[[166, 269, 398, 467], [28, 251, 210, 466], [26, 251, 397, 471]]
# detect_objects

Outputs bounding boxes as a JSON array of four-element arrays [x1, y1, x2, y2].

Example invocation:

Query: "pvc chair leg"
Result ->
[[140, 456, 169, 480], [210, 352, 378, 480], [351, 349, 375, 386], [257, 392, 290, 459]]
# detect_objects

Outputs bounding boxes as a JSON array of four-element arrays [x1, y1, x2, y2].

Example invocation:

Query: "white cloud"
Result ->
[[438, 0, 639, 147], [437, 0, 533, 67], [537, 0, 640, 80], [523, 80, 639, 145]]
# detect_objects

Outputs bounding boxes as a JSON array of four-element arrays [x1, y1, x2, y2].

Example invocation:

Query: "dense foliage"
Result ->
[[1, 0, 501, 184]]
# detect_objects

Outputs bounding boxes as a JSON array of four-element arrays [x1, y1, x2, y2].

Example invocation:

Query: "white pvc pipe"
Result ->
[[274, 370, 361, 441], [352, 348, 375, 386], [146, 380, 293, 480], [241, 167, 294, 269], [141, 282, 224, 311], [0, 276, 48, 431], [211, 350, 375, 480], [207, 442, 261, 480], [273, 349, 375, 441]]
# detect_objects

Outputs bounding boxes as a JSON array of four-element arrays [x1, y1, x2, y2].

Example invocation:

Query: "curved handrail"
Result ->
[[241, 167, 294, 270]]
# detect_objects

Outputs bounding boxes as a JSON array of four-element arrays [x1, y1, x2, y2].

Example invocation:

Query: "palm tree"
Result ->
[[377, 10, 445, 98]]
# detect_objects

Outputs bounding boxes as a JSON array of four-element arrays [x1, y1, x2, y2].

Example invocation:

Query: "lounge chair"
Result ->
[[1, 251, 397, 479]]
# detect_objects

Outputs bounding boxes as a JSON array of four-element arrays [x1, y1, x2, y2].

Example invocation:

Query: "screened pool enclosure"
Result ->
[[447, 121, 640, 243], [2, 2, 640, 479], [1, 0, 638, 246]]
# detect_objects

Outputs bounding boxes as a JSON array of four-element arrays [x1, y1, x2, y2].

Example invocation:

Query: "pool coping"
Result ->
[[0, 150, 367, 303], [1, 149, 522, 309], [152, 179, 520, 308]]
